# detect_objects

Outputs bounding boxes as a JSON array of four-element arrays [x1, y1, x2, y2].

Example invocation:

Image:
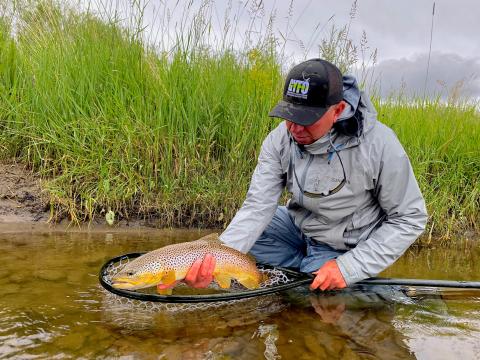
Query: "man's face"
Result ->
[[286, 101, 346, 145]]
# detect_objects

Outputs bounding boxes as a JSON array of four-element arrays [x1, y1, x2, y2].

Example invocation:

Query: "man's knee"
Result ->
[[249, 206, 305, 268]]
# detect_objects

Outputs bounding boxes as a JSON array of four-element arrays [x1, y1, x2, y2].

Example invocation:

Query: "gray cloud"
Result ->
[[280, 0, 480, 61], [371, 52, 480, 99]]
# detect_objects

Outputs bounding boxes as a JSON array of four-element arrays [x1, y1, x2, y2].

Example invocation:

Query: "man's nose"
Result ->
[[290, 123, 304, 133]]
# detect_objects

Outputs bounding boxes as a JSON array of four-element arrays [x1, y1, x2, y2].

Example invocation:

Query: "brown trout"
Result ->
[[111, 233, 262, 295]]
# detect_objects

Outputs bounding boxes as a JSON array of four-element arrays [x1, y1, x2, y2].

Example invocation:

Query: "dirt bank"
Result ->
[[0, 161, 50, 223], [0, 161, 206, 229], [0, 160, 217, 235], [0, 161, 477, 244]]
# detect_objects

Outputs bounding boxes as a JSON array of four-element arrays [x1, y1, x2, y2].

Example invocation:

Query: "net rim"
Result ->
[[99, 252, 312, 303]]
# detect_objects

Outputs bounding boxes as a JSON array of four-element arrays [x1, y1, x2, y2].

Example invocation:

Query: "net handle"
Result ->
[[289, 270, 480, 289], [297, 271, 480, 289]]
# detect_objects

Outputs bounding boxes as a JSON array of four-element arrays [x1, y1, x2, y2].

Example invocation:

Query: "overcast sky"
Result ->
[[79, 0, 480, 100]]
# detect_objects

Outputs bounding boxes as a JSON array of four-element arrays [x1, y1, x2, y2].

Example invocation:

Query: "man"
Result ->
[[160, 58, 428, 292]]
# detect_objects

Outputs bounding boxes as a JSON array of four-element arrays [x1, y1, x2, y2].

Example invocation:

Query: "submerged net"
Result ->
[[99, 252, 311, 312], [100, 291, 289, 334]]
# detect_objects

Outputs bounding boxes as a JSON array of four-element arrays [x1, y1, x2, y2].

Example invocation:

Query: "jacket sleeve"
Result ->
[[219, 130, 285, 253], [336, 129, 428, 285]]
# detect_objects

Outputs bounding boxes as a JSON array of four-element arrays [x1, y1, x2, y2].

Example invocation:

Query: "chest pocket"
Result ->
[[303, 153, 345, 195], [299, 152, 366, 221]]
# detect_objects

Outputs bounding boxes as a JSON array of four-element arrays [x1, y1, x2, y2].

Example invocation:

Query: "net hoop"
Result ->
[[99, 252, 312, 303]]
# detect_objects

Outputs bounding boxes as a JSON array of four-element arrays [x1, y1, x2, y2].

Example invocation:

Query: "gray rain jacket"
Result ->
[[219, 76, 428, 285]]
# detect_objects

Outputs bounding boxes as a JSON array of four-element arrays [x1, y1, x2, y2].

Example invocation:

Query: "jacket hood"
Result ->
[[298, 75, 377, 155]]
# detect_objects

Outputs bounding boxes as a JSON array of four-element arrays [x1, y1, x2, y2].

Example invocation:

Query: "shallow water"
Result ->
[[0, 225, 479, 359]]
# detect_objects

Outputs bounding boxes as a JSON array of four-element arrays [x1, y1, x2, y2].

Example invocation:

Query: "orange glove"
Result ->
[[310, 259, 347, 291]]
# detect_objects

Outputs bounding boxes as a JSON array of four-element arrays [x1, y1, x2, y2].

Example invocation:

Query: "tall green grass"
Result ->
[[379, 100, 479, 242], [0, 1, 478, 244], [0, 1, 283, 225]]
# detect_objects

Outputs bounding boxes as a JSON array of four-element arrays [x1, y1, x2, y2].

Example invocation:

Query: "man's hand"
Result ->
[[156, 253, 216, 290], [183, 253, 216, 288], [310, 259, 347, 291]]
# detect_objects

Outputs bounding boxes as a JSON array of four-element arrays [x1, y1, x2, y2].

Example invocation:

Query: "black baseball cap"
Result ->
[[269, 59, 343, 126]]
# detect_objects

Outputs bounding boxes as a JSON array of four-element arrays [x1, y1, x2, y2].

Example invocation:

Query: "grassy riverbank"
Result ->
[[0, 2, 478, 243]]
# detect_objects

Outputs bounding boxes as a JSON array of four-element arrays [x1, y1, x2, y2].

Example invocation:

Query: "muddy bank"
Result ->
[[0, 162, 49, 223], [0, 161, 478, 244], [0, 161, 175, 228]]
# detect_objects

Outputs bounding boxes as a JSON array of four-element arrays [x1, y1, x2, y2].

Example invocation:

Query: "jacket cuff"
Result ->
[[335, 253, 365, 286]]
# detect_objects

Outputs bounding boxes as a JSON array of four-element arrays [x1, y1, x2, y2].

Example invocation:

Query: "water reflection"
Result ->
[[274, 286, 416, 359], [0, 226, 479, 359]]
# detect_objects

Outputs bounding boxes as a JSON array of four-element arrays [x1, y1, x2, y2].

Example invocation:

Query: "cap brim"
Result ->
[[268, 100, 329, 126]]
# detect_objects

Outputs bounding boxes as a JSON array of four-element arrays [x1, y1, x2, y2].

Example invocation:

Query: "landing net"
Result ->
[[99, 252, 311, 305]]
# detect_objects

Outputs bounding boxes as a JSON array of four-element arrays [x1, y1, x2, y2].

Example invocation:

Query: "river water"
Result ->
[[0, 225, 479, 359]]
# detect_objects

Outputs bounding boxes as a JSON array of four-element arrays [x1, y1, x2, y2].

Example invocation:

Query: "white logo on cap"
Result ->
[[286, 78, 310, 99]]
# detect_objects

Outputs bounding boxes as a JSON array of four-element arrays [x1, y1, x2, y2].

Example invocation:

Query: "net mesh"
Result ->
[[100, 254, 305, 312], [100, 290, 289, 333]]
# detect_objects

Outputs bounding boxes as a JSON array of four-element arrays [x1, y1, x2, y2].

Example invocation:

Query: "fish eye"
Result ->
[[127, 271, 135, 276]]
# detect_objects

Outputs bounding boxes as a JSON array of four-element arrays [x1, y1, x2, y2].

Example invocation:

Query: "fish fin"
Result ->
[[161, 270, 177, 286], [196, 233, 220, 243], [238, 276, 260, 290], [157, 287, 173, 295], [246, 253, 258, 262], [214, 273, 232, 289]]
